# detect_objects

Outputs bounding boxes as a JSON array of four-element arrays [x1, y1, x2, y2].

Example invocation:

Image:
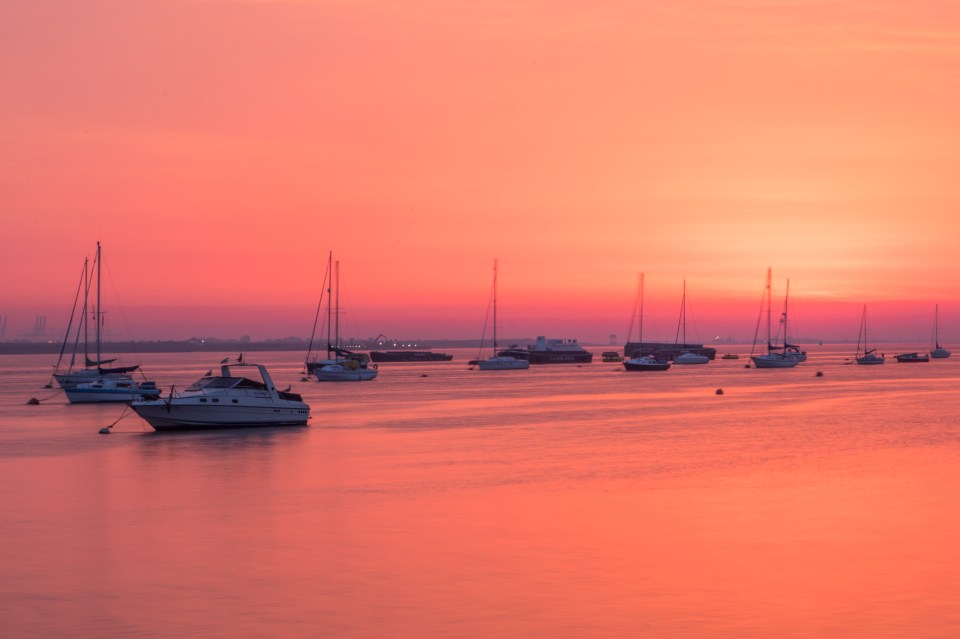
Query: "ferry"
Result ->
[[369, 351, 453, 362], [498, 336, 593, 364]]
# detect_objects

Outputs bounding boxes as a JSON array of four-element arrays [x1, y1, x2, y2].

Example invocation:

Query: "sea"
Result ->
[[2, 345, 960, 638]]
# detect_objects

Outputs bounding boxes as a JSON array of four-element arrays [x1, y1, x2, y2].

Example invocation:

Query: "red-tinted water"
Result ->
[[2, 347, 960, 637]]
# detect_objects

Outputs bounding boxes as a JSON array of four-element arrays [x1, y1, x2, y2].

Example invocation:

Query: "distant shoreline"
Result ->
[[0, 338, 512, 355], [0, 338, 879, 356]]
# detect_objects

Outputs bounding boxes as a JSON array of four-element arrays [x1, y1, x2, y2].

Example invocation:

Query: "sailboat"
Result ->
[[54, 242, 159, 403], [477, 260, 529, 370], [855, 305, 884, 365], [306, 253, 377, 382], [751, 268, 800, 369], [673, 280, 709, 365], [931, 304, 951, 359], [623, 273, 671, 372]]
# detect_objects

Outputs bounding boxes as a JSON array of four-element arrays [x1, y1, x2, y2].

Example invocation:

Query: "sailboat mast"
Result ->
[[326, 251, 332, 355], [81, 257, 90, 368], [783, 279, 791, 349], [639, 273, 645, 345], [95, 241, 102, 372], [935, 304, 940, 347], [335, 260, 341, 349], [682, 279, 687, 346], [765, 267, 772, 349], [857, 305, 866, 357], [492, 259, 498, 351]]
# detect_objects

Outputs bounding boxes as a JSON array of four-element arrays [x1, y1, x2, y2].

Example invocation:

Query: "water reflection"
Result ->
[[139, 425, 309, 454], [4, 349, 960, 637]]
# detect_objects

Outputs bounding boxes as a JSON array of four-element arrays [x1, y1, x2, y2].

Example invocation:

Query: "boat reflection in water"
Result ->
[[131, 360, 310, 431]]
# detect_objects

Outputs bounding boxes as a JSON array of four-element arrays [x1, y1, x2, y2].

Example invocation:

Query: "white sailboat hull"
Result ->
[[478, 356, 530, 370], [751, 354, 799, 368], [54, 370, 108, 390], [674, 352, 709, 365], [65, 377, 160, 403], [313, 361, 378, 381]]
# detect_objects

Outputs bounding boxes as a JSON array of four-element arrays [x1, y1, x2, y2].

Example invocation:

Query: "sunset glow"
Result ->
[[3, 0, 959, 342]]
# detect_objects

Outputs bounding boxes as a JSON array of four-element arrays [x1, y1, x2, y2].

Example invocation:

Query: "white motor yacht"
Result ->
[[131, 361, 310, 431]]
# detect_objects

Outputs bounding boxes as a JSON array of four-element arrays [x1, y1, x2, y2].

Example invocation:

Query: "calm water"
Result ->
[[2, 346, 960, 638]]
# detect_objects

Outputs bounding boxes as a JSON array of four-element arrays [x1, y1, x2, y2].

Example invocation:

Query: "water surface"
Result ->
[[2, 346, 960, 637]]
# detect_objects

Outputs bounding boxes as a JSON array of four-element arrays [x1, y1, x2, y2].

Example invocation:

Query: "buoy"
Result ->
[[744, 363, 751, 369], [421, 374, 428, 378], [98, 427, 111, 434], [26, 398, 40, 405], [816, 371, 823, 377], [44, 383, 52, 389], [716, 388, 724, 395]]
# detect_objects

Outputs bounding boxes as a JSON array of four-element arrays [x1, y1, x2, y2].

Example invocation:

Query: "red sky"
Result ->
[[2, 0, 959, 343]]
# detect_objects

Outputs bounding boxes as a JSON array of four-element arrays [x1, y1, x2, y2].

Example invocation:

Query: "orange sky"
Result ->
[[2, 0, 959, 342]]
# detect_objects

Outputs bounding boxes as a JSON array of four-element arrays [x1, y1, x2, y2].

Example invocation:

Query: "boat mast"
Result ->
[[765, 267, 772, 351], [58, 257, 88, 373], [682, 279, 687, 346], [326, 251, 332, 356], [82, 257, 91, 369], [335, 260, 341, 350], [782, 278, 790, 351], [857, 305, 866, 357], [935, 304, 940, 348], [95, 241, 102, 373], [492, 259, 498, 352], [639, 273, 645, 346]]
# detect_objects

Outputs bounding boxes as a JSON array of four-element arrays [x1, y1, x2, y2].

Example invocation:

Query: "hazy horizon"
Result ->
[[3, 1, 959, 346], [1, 296, 953, 345]]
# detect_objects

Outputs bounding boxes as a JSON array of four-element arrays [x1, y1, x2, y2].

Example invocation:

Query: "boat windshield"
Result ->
[[186, 376, 270, 391]]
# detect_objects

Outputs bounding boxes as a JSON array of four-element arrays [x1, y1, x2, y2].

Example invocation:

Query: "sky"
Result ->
[[2, 0, 959, 343]]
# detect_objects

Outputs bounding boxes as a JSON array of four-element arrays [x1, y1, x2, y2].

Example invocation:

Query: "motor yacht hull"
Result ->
[[132, 402, 309, 430]]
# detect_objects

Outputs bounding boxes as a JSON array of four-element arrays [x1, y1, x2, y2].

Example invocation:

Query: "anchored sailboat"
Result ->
[[54, 242, 159, 402], [855, 305, 884, 365], [673, 280, 709, 365], [623, 273, 670, 372], [306, 252, 377, 382], [478, 260, 529, 370], [931, 304, 951, 359], [751, 268, 800, 369]]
